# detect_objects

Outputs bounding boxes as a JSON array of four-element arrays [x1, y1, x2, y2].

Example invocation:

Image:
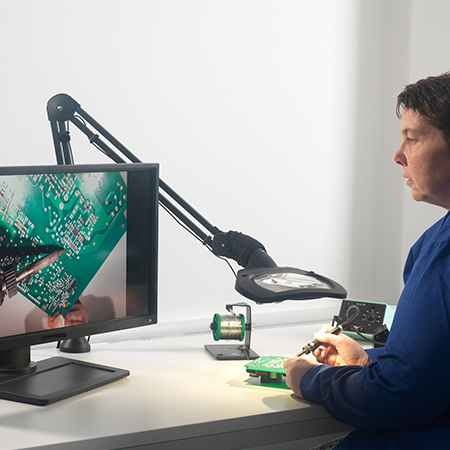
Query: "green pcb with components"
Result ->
[[0, 171, 127, 316], [245, 355, 288, 383]]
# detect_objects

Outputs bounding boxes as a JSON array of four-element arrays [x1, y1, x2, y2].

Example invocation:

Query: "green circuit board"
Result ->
[[245, 355, 288, 383], [0, 171, 127, 317]]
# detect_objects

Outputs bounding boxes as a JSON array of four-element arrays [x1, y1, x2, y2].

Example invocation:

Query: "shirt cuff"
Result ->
[[365, 347, 385, 362], [299, 363, 329, 404]]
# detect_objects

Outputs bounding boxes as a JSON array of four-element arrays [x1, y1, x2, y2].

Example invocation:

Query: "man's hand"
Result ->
[[284, 325, 372, 399], [313, 324, 369, 367], [284, 357, 320, 399], [47, 300, 89, 328]]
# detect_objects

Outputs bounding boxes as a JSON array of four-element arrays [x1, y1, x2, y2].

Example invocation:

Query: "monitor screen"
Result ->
[[0, 163, 158, 405]]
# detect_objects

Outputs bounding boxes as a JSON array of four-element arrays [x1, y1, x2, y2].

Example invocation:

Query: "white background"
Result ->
[[0, 0, 448, 324]]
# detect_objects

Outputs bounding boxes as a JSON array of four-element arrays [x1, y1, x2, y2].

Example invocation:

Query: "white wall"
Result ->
[[400, 0, 450, 266], [345, 0, 412, 304], [0, 0, 360, 324], [1, 0, 446, 326], [355, 0, 450, 298]]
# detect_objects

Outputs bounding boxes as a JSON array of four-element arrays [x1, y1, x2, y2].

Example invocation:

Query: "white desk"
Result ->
[[0, 301, 352, 450]]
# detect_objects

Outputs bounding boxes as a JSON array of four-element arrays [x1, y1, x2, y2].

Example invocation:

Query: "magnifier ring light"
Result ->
[[235, 267, 347, 304]]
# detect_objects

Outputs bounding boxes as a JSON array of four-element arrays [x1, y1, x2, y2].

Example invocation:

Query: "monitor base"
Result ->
[[0, 356, 129, 406]]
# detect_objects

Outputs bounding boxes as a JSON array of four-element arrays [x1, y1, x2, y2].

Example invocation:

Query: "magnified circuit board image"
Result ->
[[0, 171, 127, 317]]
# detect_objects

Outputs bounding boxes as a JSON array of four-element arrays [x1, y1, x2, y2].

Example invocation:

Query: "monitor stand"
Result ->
[[0, 347, 129, 406], [58, 336, 91, 353]]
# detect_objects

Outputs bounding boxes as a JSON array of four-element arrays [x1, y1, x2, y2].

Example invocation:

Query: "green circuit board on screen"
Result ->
[[0, 171, 127, 317]]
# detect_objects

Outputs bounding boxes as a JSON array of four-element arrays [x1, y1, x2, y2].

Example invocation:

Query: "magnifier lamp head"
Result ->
[[235, 266, 347, 304], [212, 231, 347, 304]]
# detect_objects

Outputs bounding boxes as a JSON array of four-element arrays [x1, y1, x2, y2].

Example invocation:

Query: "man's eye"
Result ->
[[407, 138, 417, 143]]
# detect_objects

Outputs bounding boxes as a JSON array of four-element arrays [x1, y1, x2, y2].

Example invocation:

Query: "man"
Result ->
[[284, 72, 450, 448]]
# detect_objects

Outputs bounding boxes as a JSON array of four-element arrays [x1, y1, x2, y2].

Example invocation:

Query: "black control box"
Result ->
[[338, 299, 395, 338]]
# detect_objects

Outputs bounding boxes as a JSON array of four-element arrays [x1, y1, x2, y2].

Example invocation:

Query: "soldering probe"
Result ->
[[0, 246, 65, 306], [295, 308, 359, 357]]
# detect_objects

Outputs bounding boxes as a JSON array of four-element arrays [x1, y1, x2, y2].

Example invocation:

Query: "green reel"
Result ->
[[205, 302, 259, 360], [210, 312, 245, 342]]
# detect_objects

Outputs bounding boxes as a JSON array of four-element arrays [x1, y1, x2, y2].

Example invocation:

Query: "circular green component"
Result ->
[[212, 313, 222, 341], [238, 314, 245, 341]]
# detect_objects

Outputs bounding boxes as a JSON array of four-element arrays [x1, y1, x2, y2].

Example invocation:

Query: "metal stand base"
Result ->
[[204, 344, 259, 360]]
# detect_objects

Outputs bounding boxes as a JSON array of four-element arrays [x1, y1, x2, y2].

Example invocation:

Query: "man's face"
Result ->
[[394, 108, 450, 209]]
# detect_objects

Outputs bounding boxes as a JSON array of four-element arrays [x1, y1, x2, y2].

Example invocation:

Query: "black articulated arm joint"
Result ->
[[47, 94, 80, 122], [211, 231, 277, 269]]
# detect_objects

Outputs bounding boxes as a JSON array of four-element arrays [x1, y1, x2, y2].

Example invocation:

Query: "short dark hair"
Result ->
[[396, 72, 450, 142]]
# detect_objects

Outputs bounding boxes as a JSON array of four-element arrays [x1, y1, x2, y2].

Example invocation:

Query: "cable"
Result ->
[[159, 201, 205, 245], [347, 323, 388, 347], [296, 307, 360, 357], [159, 201, 238, 279], [332, 304, 360, 330], [333, 305, 388, 347], [68, 113, 239, 281]]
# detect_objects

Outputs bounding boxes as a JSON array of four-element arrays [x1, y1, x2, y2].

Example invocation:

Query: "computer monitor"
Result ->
[[0, 163, 158, 405]]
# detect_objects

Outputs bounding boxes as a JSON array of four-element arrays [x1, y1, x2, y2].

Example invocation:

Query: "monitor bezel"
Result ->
[[0, 162, 158, 352]]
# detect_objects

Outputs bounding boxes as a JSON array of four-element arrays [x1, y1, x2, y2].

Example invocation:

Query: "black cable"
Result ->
[[68, 114, 239, 281], [347, 323, 388, 347], [159, 201, 205, 245], [333, 305, 388, 347], [159, 202, 237, 278], [296, 307, 361, 357], [332, 304, 360, 330]]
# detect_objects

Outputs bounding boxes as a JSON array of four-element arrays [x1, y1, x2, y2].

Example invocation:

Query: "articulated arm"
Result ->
[[46, 93, 347, 303]]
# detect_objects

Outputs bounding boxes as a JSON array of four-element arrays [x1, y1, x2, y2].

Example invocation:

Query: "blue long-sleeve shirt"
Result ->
[[300, 212, 450, 448]]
